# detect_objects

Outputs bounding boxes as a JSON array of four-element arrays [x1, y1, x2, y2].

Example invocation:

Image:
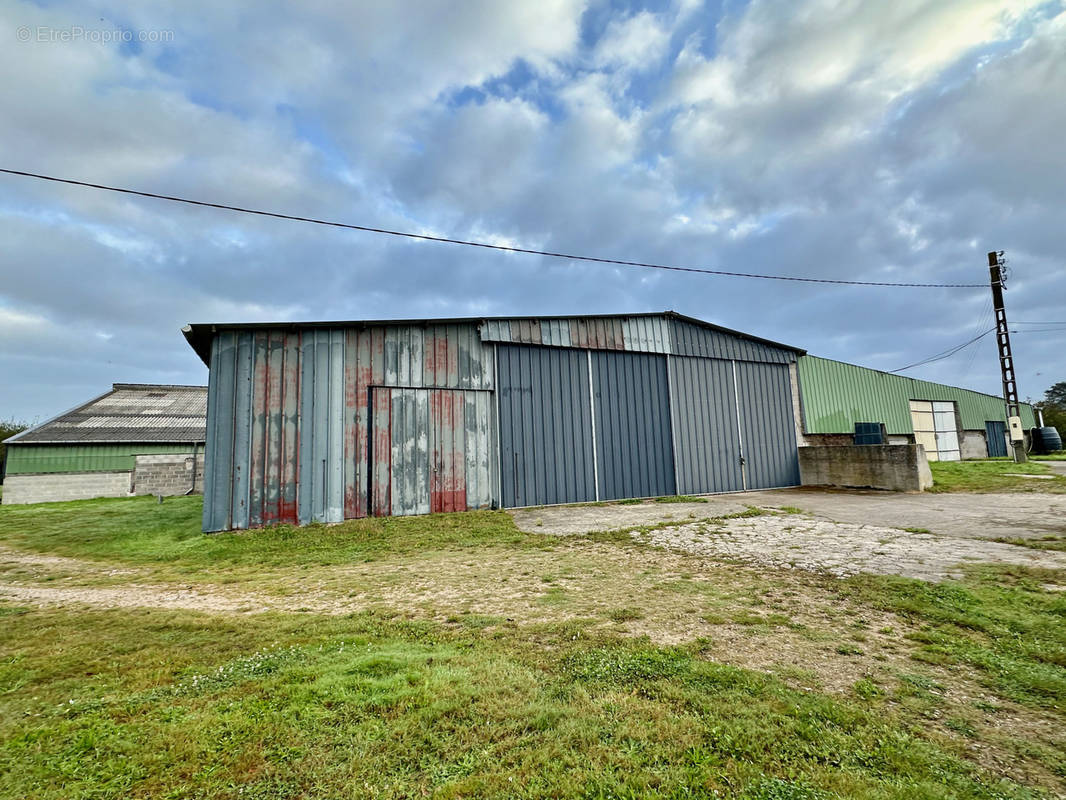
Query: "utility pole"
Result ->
[[988, 251, 1027, 463]]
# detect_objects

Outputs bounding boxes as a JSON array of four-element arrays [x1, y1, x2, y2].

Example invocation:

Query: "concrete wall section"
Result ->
[[960, 430, 989, 461], [799, 445, 932, 492], [2, 471, 133, 504], [133, 453, 204, 497]]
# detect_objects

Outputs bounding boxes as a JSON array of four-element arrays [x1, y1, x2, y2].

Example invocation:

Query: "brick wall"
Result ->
[[133, 453, 204, 497], [2, 471, 133, 504]]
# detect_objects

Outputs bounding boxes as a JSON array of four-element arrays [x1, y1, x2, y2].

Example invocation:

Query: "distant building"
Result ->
[[796, 356, 1035, 460], [2, 383, 207, 505]]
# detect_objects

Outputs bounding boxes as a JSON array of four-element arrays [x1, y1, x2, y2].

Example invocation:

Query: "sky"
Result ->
[[1, 0, 1064, 423]]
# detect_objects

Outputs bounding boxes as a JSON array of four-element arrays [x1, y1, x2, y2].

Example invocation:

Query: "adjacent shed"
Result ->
[[2, 384, 207, 504], [796, 356, 1036, 460], [184, 312, 805, 531]]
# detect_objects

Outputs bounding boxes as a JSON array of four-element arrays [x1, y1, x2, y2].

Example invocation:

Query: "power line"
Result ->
[[891, 324, 1060, 375], [961, 296, 994, 380], [0, 167, 986, 289], [889, 328, 996, 373]]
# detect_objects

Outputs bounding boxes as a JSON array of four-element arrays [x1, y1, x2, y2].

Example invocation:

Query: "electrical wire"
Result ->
[[0, 167, 987, 289], [889, 328, 997, 373], [960, 296, 994, 380], [892, 323, 1061, 375]]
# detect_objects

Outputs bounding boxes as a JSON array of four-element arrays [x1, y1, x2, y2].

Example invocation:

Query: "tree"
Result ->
[[1044, 381, 1066, 408], [0, 419, 28, 481], [1035, 382, 1066, 443]]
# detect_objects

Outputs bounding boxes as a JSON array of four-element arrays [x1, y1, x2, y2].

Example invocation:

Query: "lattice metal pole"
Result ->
[[987, 251, 1027, 463]]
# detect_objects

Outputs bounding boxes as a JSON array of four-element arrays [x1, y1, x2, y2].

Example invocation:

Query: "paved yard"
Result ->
[[511, 489, 1066, 581]]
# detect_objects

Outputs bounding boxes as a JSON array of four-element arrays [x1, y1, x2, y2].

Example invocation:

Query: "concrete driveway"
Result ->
[[510, 489, 1066, 582]]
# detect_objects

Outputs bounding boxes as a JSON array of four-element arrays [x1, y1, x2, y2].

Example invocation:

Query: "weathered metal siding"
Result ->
[[370, 388, 495, 517], [497, 345, 597, 507], [670, 357, 743, 494], [670, 319, 795, 364], [4, 443, 196, 475], [735, 362, 801, 489], [248, 330, 300, 527], [482, 314, 797, 363], [201, 322, 496, 531], [592, 351, 676, 500], [203, 330, 254, 532], [798, 356, 1036, 434]]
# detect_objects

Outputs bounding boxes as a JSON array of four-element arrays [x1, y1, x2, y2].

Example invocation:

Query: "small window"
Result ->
[[854, 422, 884, 445]]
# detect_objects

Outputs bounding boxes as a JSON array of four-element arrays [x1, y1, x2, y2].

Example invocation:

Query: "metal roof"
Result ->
[[6, 383, 207, 445], [182, 311, 805, 366], [797, 355, 1036, 434]]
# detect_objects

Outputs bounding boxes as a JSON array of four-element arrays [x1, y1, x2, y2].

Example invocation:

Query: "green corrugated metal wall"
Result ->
[[4, 444, 195, 475], [798, 356, 1037, 435]]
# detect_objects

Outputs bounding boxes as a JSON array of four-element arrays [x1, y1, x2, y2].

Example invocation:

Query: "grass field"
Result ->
[[2, 496, 1065, 798], [929, 460, 1066, 493]]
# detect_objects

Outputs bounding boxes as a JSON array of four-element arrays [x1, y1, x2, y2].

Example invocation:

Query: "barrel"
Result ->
[[1033, 426, 1063, 454]]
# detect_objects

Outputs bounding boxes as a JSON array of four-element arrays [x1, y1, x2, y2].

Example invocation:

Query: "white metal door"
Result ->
[[909, 400, 960, 462]]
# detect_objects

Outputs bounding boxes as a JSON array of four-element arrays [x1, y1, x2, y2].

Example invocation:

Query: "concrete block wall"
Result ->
[[799, 444, 933, 492], [2, 471, 133, 505], [133, 453, 204, 497], [788, 362, 810, 447]]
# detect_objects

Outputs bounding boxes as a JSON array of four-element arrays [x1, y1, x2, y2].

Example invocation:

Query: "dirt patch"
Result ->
[[0, 545, 136, 577], [638, 516, 1066, 581]]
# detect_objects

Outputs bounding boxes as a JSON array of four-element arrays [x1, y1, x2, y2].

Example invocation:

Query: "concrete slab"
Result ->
[[511, 488, 1066, 542]]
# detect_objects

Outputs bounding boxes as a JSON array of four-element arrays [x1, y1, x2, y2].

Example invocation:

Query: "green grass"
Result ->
[[0, 495, 552, 567], [991, 536, 1066, 553], [928, 461, 1066, 493], [653, 495, 709, 504], [1031, 453, 1066, 461], [1, 496, 1065, 797], [840, 568, 1066, 708], [0, 605, 1055, 800]]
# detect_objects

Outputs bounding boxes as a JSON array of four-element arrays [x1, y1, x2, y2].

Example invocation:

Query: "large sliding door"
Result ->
[[591, 351, 676, 500], [370, 387, 494, 516], [735, 361, 801, 489], [497, 346, 597, 508], [671, 356, 743, 494], [910, 400, 960, 461]]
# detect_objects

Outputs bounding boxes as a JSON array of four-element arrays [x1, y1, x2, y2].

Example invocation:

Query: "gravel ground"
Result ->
[[511, 490, 1066, 581]]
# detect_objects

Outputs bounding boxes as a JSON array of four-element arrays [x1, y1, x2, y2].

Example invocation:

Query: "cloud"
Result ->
[[0, 0, 1063, 421]]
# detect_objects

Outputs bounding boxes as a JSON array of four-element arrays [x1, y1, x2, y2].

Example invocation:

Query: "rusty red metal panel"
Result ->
[[370, 386, 391, 515], [249, 331, 268, 526], [569, 318, 586, 348], [350, 329, 372, 519], [279, 331, 300, 525], [343, 329, 359, 519], [429, 390, 466, 513], [262, 331, 284, 525]]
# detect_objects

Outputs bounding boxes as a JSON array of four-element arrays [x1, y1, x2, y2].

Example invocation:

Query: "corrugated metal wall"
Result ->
[[370, 388, 495, 516], [798, 355, 1037, 434], [670, 357, 743, 494], [735, 362, 801, 489], [670, 319, 794, 364], [202, 323, 496, 531], [497, 345, 597, 507], [481, 314, 791, 363], [201, 316, 804, 530], [4, 443, 197, 475], [592, 351, 676, 500]]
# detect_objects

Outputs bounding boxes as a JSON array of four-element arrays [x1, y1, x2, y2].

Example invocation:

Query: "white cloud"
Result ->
[[593, 11, 671, 72]]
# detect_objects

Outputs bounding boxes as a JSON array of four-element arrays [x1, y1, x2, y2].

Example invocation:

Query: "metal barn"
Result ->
[[183, 312, 804, 532]]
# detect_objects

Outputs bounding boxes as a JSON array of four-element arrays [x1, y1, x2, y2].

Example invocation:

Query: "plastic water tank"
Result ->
[[1033, 426, 1063, 454]]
